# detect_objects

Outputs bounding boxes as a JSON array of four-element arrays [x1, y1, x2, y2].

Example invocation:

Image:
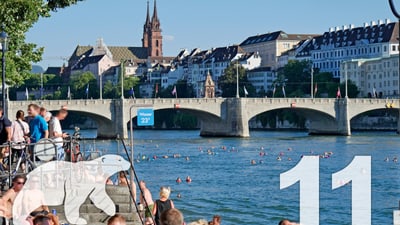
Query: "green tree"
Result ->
[[103, 80, 118, 99], [313, 72, 337, 97], [159, 79, 195, 98], [0, 0, 83, 86], [219, 63, 254, 97], [70, 71, 97, 99], [338, 80, 360, 98], [122, 76, 140, 98], [278, 60, 313, 97]]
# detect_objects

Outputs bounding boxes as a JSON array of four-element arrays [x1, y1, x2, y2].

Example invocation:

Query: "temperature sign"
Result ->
[[137, 108, 154, 126]]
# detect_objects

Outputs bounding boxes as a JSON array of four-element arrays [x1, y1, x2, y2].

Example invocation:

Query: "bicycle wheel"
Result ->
[[34, 139, 56, 162]]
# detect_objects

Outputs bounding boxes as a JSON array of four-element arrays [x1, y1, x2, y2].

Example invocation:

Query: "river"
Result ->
[[74, 129, 400, 225]]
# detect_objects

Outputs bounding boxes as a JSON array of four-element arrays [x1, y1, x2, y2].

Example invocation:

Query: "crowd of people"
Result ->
[[0, 104, 70, 168], [0, 103, 71, 225]]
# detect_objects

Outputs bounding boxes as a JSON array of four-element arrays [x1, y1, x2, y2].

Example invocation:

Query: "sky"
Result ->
[[26, 0, 399, 70]]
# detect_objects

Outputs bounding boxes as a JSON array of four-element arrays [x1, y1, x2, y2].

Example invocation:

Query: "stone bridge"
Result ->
[[7, 98, 400, 138]]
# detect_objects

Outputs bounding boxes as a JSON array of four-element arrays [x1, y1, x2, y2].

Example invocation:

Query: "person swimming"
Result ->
[[185, 176, 192, 183], [176, 177, 182, 184]]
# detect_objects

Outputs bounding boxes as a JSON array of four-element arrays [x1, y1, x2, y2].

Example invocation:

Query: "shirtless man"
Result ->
[[1, 175, 26, 220], [139, 180, 154, 225], [22, 175, 49, 218]]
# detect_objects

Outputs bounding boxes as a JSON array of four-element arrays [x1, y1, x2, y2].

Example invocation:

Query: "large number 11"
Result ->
[[280, 156, 371, 225]]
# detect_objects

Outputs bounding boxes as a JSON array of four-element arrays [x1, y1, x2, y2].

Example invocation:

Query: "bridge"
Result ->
[[7, 98, 400, 138]]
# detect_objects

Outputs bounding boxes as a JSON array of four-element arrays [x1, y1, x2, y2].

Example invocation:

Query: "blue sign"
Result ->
[[137, 108, 154, 126]]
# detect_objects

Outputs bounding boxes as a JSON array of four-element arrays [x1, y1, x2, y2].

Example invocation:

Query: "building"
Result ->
[[340, 54, 400, 97], [296, 19, 399, 78], [240, 31, 316, 69], [66, 0, 169, 82], [246, 67, 276, 94], [142, 0, 163, 57], [181, 45, 261, 97]]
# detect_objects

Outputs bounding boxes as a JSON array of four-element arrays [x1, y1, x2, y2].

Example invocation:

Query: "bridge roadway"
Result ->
[[7, 98, 400, 138]]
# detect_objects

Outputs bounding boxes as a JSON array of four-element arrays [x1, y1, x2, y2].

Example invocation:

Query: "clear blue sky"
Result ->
[[26, 0, 397, 69]]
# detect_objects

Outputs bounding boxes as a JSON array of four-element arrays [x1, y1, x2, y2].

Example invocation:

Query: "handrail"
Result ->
[[120, 138, 148, 225]]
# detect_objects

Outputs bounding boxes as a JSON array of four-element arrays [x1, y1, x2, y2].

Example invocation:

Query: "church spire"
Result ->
[[145, 1, 150, 26], [151, 0, 160, 27]]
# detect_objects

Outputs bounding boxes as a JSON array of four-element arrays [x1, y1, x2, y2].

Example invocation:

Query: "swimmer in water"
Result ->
[[251, 160, 256, 165], [186, 176, 192, 183], [176, 177, 182, 184]]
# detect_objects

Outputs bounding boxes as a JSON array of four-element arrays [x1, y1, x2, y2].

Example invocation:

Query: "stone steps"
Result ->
[[50, 185, 142, 225]]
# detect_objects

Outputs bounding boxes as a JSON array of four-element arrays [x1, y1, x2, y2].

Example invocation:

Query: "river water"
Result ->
[[76, 130, 400, 225]]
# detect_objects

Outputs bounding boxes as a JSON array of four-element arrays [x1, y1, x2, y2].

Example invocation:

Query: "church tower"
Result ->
[[142, 1, 151, 48], [149, 0, 163, 57], [142, 0, 163, 57]]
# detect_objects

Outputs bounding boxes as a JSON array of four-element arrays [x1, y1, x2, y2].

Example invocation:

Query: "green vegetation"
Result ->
[[218, 63, 256, 97], [0, 0, 83, 86], [154, 109, 198, 129]]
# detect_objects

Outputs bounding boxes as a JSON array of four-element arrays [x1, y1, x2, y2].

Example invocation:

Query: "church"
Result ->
[[65, 0, 173, 80]]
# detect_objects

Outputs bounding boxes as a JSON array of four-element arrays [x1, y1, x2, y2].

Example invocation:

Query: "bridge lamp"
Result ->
[[0, 27, 8, 117]]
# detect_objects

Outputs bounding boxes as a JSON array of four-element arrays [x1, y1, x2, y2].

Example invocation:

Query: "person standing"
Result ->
[[152, 186, 175, 225], [11, 110, 30, 166], [49, 109, 68, 160], [27, 104, 48, 144], [139, 180, 154, 225], [0, 107, 12, 145]]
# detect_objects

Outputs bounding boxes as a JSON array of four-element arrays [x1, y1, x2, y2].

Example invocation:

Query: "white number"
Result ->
[[332, 156, 371, 225], [280, 156, 371, 225], [280, 156, 319, 225]]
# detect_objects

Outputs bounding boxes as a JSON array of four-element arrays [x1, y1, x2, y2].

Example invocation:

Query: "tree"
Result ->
[[218, 63, 255, 97], [103, 80, 118, 99], [313, 72, 337, 97], [70, 71, 97, 99], [0, 0, 83, 86], [122, 76, 140, 98], [339, 80, 360, 98], [276, 60, 312, 97]]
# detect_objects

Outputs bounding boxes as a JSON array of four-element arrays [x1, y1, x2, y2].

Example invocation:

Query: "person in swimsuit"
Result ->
[[152, 186, 175, 225]]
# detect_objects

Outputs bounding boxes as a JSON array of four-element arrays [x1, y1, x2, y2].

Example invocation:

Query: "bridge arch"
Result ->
[[8, 100, 116, 138], [347, 98, 396, 120]]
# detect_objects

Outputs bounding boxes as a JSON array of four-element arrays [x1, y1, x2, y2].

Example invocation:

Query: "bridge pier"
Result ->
[[308, 98, 351, 136], [97, 99, 127, 139], [200, 98, 250, 137]]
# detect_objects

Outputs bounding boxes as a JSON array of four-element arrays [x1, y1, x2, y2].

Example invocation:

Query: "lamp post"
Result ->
[[310, 67, 314, 98], [99, 74, 102, 100], [236, 60, 239, 98], [120, 60, 125, 99], [345, 61, 348, 98], [0, 28, 7, 117], [40, 73, 43, 99]]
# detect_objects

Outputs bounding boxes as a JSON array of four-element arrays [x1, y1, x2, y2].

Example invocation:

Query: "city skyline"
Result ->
[[27, 0, 397, 69]]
